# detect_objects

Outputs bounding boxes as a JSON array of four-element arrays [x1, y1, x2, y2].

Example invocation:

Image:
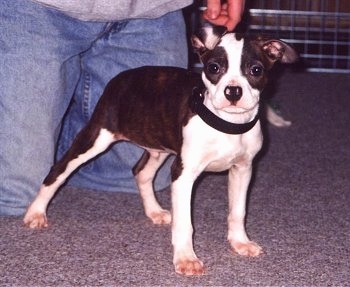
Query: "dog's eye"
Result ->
[[250, 65, 264, 77], [207, 63, 220, 74]]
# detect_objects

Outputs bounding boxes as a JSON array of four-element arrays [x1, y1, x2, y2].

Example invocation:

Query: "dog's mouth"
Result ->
[[214, 97, 261, 124], [221, 103, 259, 114]]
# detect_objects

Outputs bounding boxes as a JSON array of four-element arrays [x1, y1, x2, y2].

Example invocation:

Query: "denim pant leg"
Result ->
[[57, 11, 188, 193], [0, 0, 106, 215]]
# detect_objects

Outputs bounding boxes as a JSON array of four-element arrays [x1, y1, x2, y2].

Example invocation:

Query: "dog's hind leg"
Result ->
[[24, 127, 116, 228], [133, 151, 171, 225]]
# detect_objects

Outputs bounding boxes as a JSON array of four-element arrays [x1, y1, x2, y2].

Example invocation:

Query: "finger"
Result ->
[[204, 0, 221, 19], [227, 0, 246, 16], [202, 14, 230, 27], [225, 0, 246, 30]]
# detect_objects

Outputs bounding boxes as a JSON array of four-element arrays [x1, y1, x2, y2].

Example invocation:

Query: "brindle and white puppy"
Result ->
[[24, 26, 298, 275]]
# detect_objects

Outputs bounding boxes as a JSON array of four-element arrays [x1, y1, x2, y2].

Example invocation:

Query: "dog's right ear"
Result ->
[[191, 25, 227, 57]]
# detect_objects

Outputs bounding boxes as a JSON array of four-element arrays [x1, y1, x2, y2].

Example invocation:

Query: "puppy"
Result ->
[[24, 26, 298, 275]]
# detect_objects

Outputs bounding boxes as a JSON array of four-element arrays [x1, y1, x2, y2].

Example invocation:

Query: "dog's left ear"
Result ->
[[191, 25, 227, 57], [260, 38, 298, 64]]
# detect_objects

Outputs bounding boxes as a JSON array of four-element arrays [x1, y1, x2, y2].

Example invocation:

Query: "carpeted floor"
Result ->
[[1, 71, 349, 286]]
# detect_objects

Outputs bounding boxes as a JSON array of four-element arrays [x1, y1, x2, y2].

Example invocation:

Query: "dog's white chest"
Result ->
[[182, 116, 262, 173], [203, 135, 258, 172], [204, 145, 247, 172]]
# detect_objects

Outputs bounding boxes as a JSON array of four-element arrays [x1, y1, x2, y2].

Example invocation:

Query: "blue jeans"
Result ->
[[0, 0, 188, 215]]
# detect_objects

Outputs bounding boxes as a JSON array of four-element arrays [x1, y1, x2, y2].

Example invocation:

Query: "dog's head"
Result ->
[[192, 26, 298, 123]]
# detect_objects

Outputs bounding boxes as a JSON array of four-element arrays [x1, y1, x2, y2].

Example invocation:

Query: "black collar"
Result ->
[[189, 86, 260, 134]]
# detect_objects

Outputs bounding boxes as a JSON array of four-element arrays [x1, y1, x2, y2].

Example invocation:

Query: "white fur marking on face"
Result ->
[[220, 34, 244, 76], [202, 35, 244, 111]]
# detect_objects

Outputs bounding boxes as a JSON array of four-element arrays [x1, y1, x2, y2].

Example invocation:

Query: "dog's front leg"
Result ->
[[227, 163, 262, 257], [171, 174, 205, 275]]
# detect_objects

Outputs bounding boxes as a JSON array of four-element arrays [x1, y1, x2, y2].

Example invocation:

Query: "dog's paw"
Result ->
[[148, 209, 171, 225], [23, 212, 48, 229], [174, 258, 205, 276], [231, 240, 263, 257]]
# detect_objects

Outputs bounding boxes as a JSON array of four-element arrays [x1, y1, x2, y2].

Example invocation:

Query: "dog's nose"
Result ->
[[224, 86, 242, 103]]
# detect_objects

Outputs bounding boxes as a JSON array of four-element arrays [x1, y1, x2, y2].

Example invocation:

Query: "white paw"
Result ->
[[231, 240, 263, 257], [148, 209, 171, 225], [23, 212, 48, 229], [174, 258, 205, 276]]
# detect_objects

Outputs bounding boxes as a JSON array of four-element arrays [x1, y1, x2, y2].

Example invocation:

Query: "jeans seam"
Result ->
[[82, 70, 91, 121], [80, 21, 129, 122]]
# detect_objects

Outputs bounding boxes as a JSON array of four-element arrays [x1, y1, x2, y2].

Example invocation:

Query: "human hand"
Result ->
[[203, 0, 246, 31]]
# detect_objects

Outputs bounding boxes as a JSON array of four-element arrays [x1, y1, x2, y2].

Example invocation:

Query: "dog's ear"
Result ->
[[191, 25, 227, 56], [259, 37, 299, 64]]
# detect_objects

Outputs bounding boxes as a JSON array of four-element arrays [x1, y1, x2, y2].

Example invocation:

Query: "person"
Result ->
[[0, 0, 245, 216], [204, 0, 245, 31]]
